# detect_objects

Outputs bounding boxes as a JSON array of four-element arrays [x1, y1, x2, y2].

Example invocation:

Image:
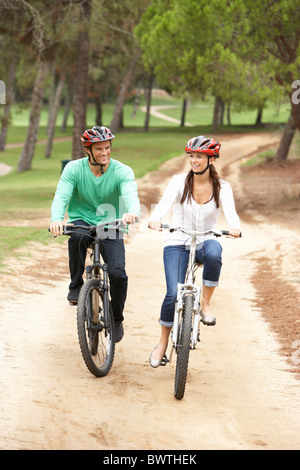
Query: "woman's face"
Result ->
[[188, 152, 214, 173]]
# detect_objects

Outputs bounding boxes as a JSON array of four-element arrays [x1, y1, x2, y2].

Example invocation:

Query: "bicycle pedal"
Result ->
[[160, 354, 169, 366]]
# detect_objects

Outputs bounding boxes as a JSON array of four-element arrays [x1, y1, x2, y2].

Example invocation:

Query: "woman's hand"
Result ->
[[229, 227, 242, 238], [148, 221, 162, 231]]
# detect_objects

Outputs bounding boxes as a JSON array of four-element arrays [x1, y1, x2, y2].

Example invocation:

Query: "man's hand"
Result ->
[[50, 221, 73, 237], [122, 213, 139, 225], [50, 221, 64, 237]]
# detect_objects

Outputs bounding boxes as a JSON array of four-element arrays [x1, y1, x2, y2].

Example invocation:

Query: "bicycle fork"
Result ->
[[170, 283, 202, 362]]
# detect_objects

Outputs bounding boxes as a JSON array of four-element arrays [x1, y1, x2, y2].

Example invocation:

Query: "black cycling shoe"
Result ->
[[114, 322, 124, 343], [67, 287, 81, 306]]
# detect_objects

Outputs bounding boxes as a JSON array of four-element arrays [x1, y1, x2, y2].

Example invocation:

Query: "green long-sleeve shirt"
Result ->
[[51, 157, 140, 225]]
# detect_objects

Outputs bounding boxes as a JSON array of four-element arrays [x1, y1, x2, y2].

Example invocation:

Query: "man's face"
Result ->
[[88, 140, 111, 166]]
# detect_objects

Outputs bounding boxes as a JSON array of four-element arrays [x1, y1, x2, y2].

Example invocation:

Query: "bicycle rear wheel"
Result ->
[[174, 293, 193, 400], [77, 278, 115, 377]]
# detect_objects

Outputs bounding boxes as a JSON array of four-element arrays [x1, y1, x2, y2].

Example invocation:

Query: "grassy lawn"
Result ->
[[0, 94, 289, 268]]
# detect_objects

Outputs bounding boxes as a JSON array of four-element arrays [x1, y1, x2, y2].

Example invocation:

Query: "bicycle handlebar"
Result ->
[[48, 219, 128, 236], [160, 224, 242, 238]]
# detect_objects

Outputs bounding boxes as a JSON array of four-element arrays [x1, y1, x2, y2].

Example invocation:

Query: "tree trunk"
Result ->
[[212, 96, 222, 131], [218, 99, 225, 125], [17, 60, 48, 172], [275, 113, 296, 161], [256, 106, 263, 125], [227, 104, 231, 126], [45, 74, 65, 158], [72, 0, 92, 160], [180, 97, 189, 127], [110, 56, 137, 134], [131, 81, 142, 119], [0, 58, 16, 151], [94, 94, 102, 125], [144, 70, 154, 132], [61, 78, 73, 132], [46, 63, 56, 136]]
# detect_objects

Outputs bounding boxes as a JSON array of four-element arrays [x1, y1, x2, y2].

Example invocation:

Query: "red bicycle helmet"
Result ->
[[81, 126, 115, 147], [185, 136, 221, 158]]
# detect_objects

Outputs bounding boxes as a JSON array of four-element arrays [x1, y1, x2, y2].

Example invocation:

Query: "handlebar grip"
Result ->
[[221, 230, 242, 237], [63, 226, 73, 235], [48, 226, 73, 235]]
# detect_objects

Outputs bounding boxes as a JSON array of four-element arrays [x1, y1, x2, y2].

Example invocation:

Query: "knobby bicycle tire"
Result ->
[[77, 278, 115, 377], [174, 293, 193, 400]]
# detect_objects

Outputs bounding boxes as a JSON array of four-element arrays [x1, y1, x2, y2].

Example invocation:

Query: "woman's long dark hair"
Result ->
[[180, 163, 221, 208]]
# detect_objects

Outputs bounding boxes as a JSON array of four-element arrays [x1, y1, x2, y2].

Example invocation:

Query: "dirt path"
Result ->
[[0, 132, 300, 450], [140, 104, 194, 126]]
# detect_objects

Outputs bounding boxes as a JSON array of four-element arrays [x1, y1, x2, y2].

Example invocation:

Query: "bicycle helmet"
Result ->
[[81, 126, 115, 147], [185, 136, 221, 158]]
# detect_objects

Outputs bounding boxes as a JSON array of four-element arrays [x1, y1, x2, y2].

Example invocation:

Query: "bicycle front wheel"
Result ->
[[77, 278, 115, 377], [174, 293, 193, 400]]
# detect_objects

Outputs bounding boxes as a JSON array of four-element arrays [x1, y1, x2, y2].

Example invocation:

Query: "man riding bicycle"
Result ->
[[49, 126, 140, 342]]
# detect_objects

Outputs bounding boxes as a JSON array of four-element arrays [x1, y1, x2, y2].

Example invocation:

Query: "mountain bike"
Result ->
[[161, 225, 241, 400], [51, 219, 127, 378]]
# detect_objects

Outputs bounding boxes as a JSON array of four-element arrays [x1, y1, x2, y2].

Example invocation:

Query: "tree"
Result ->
[[104, 0, 150, 133], [137, 0, 271, 130], [18, 60, 48, 171], [0, 38, 18, 151], [110, 55, 138, 133], [235, 0, 300, 159], [15, 1, 47, 172], [72, 0, 92, 160], [45, 71, 65, 158]]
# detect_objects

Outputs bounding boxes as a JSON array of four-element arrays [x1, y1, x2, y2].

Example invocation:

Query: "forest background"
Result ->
[[0, 0, 299, 263]]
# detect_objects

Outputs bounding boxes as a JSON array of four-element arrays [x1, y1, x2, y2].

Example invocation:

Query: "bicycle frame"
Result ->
[[86, 238, 111, 326], [172, 230, 202, 353]]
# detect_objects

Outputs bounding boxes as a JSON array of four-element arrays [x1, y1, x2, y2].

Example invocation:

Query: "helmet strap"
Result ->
[[193, 156, 210, 175], [88, 147, 105, 174]]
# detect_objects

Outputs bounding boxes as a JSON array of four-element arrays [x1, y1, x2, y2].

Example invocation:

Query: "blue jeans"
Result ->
[[160, 240, 222, 327]]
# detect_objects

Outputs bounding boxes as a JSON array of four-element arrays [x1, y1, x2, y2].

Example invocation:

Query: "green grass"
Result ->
[[160, 97, 291, 127], [241, 149, 276, 167], [3, 94, 291, 145], [0, 226, 65, 270]]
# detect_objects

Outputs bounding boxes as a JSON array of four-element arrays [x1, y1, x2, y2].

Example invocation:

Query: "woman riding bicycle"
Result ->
[[148, 135, 241, 367]]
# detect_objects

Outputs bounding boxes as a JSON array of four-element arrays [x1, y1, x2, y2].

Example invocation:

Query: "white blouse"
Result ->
[[149, 173, 240, 246]]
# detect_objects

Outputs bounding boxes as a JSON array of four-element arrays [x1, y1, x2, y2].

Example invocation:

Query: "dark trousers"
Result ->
[[68, 219, 128, 324]]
